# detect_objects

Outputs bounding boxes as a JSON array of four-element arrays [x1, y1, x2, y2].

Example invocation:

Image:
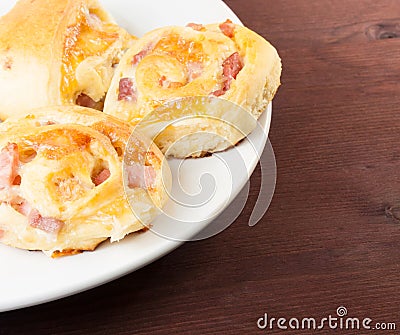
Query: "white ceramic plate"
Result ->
[[0, 0, 271, 312]]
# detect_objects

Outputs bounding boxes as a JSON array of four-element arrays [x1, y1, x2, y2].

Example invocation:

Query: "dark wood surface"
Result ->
[[2, 0, 400, 334]]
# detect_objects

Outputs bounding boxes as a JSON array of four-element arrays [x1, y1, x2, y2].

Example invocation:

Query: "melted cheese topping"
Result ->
[[152, 33, 208, 64], [61, 6, 121, 102], [104, 26, 238, 122]]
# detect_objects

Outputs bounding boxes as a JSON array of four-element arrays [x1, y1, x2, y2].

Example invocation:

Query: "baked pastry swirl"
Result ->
[[0, 0, 134, 119], [0, 106, 171, 256], [104, 20, 281, 157]]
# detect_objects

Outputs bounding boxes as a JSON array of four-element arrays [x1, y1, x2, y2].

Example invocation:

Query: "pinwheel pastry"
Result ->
[[104, 20, 281, 158], [0, 0, 134, 119], [0, 106, 171, 257]]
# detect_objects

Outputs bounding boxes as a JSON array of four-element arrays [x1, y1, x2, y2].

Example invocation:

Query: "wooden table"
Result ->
[[2, 0, 400, 334]]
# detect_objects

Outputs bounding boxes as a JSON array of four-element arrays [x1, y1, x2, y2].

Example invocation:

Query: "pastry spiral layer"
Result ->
[[104, 20, 281, 157], [0, 106, 171, 256], [0, 0, 134, 119]]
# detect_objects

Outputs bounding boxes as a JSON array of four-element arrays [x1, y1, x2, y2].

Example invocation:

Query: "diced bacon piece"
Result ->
[[92, 168, 111, 186], [126, 163, 156, 189], [28, 209, 64, 234], [28, 209, 40, 224], [132, 50, 148, 65], [211, 89, 226, 97], [0, 229, 3, 239], [76, 93, 103, 110], [187, 61, 203, 81], [222, 52, 243, 85], [13, 175, 21, 186], [211, 52, 244, 97], [145, 165, 157, 187], [14, 200, 32, 216], [186, 23, 205, 31], [132, 44, 155, 66], [219, 19, 235, 38], [118, 78, 137, 101], [76, 93, 95, 107], [0, 143, 19, 190], [127, 164, 143, 188], [126, 164, 145, 189]]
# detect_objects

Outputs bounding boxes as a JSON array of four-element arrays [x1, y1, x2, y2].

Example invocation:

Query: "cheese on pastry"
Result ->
[[104, 20, 281, 158], [0, 0, 135, 119], [0, 106, 171, 256]]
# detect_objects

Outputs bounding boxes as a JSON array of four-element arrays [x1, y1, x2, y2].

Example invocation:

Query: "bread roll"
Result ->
[[0, 0, 134, 119], [104, 20, 281, 158], [0, 105, 171, 256]]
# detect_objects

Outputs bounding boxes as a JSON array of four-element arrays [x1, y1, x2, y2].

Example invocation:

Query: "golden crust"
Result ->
[[0, 106, 171, 255], [104, 21, 281, 158], [0, 0, 135, 120], [51, 249, 84, 258]]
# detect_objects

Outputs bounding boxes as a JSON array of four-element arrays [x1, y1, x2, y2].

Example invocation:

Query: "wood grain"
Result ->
[[2, 0, 400, 334]]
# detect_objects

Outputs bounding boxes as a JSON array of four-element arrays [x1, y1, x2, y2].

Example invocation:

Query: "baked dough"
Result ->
[[104, 20, 281, 158], [0, 105, 171, 256], [0, 0, 134, 119]]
